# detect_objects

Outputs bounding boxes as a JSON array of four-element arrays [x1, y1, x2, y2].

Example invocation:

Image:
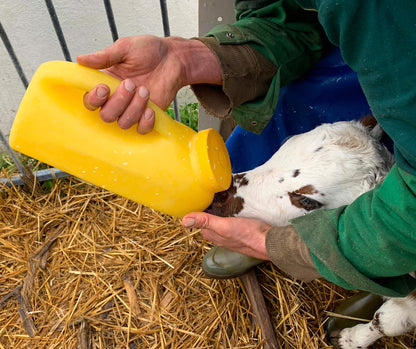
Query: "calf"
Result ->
[[211, 120, 416, 349]]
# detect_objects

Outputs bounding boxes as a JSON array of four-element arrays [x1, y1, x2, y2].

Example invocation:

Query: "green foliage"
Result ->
[[0, 152, 48, 174], [166, 102, 199, 131], [41, 179, 54, 192], [1, 152, 55, 193], [0, 152, 14, 173]]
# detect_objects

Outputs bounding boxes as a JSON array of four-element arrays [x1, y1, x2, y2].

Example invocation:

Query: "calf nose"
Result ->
[[206, 190, 231, 216], [207, 187, 244, 218], [213, 190, 231, 204]]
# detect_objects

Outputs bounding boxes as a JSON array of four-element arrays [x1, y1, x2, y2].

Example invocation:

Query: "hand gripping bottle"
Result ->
[[9, 61, 232, 217]]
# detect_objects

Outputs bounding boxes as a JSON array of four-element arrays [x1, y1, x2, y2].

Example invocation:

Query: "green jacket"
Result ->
[[209, 0, 416, 297]]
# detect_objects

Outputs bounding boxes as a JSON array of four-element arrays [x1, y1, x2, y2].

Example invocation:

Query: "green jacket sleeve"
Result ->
[[291, 166, 416, 297], [290, 0, 416, 297], [206, 0, 328, 133]]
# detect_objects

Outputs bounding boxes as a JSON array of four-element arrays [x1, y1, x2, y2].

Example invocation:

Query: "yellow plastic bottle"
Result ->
[[9, 61, 232, 217]]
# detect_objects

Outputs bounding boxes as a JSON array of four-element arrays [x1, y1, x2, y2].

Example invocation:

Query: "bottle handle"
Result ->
[[40, 61, 178, 138]]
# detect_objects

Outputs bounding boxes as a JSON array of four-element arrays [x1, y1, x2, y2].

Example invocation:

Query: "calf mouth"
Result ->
[[206, 173, 248, 217], [207, 190, 245, 218]]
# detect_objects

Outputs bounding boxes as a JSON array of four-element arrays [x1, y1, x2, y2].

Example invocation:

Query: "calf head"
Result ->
[[211, 121, 394, 226]]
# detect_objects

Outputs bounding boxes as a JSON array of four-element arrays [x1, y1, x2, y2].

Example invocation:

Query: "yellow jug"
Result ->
[[9, 61, 231, 217]]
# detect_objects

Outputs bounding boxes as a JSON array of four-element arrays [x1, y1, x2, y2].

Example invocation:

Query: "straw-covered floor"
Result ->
[[1, 173, 415, 348]]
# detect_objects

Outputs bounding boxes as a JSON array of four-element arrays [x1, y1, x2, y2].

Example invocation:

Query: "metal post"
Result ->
[[0, 21, 28, 89], [159, 0, 180, 122], [103, 0, 119, 42], [45, 0, 72, 62], [0, 130, 25, 176]]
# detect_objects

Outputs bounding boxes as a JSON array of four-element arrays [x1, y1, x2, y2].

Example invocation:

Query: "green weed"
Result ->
[[166, 102, 199, 131]]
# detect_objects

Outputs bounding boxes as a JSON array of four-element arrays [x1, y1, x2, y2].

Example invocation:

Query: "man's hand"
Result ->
[[77, 35, 222, 134], [182, 212, 271, 260]]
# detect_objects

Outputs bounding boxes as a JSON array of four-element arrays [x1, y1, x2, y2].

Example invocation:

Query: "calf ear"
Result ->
[[363, 161, 392, 192], [360, 114, 384, 141], [359, 114, 377, 128], [362, 171, 382, 192], [369, 124, 384, 141]]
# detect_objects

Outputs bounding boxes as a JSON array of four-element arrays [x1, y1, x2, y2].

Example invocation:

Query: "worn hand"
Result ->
[[182, 212, 271, 260], [77, 35, 222, 134]]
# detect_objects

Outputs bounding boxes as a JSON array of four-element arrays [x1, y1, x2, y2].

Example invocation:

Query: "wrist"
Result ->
[[249, 224, 271, 260], [164, 36, 223, 86]]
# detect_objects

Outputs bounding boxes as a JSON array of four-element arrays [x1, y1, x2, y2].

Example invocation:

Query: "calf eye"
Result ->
[[288, 192, 323, 211], [299, 196, 322, 210]]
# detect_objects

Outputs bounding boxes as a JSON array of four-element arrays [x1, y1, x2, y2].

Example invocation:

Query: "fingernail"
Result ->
[[124, 79, 136, 92], [143, 108, 154, 120], [96, 86, 108, 98], [183, 218, 195, 228], [138, 86, 149, 99]]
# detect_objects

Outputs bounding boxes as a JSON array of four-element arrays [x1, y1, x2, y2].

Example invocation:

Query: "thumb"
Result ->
[[77, 44, 124, 69], [182, 212, 211, 230]]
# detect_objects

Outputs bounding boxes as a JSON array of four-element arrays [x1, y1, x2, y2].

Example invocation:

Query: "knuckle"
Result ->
[[118, 115, 136, 129], [199, 216, 211, 229]]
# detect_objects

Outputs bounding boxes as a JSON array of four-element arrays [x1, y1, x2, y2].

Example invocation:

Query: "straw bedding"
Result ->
[[1, 174, 415, 348]]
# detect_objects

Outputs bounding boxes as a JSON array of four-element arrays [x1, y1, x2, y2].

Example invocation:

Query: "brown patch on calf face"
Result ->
[[293, 185, 317, 195], [234, 173, 248, 187], [210, 191, 244, 217], [293, 169, 300, 178], [209, 174, 247, 217], [227, 173, 248, 196], [228, 182, 237, 195], [289, 185, 323, 211]]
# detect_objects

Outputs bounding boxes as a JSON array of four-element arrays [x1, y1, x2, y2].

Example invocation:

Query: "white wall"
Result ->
[[0, 0, 198, 140]]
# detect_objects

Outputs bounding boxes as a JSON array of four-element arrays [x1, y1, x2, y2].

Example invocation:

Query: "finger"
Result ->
[[117, 86, 150, 130], [137, 108, 155, 134], [83, 84, 110, 111], [99, 79, 136, 123]]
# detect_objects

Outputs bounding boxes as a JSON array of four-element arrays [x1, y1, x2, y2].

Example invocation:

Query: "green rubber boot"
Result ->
[[202, 246, 264, 279], [326, 291, 384, 344]]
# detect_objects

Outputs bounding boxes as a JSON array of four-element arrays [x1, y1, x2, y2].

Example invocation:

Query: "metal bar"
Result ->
[[0, 22, 27, 180], [45, 0, 72, 61], [159, 0, 171, 37], [0, 21, 28, 88], [0, 168, 70, 187], [172, 99, 180, 122], [103, 0, 119, 42], [159, 0, 180, 121], [0, 130, 25, 176]]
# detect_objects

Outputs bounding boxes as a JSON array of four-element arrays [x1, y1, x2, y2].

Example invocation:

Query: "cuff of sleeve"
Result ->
[[265, 225, 321, 281], [191, 37, 277, 119]]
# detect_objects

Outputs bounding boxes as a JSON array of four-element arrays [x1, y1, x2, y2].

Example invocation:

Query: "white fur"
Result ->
[[233, 121, 393, 226]]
